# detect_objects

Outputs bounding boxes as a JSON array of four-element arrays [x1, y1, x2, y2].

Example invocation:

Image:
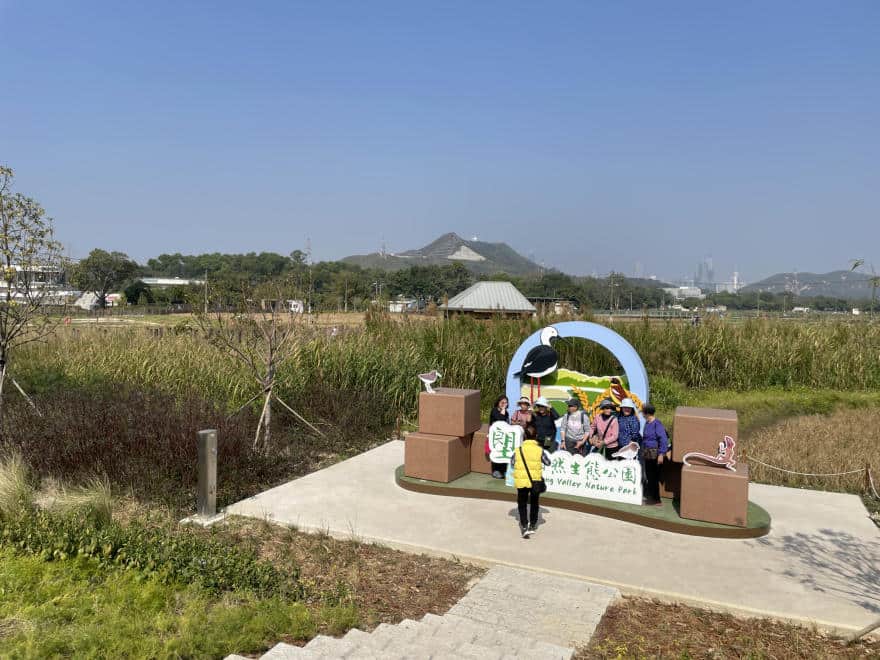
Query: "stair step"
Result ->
[[260, 642, 308, 659]]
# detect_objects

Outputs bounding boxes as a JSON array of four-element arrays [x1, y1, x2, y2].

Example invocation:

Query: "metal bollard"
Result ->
[[197, 429, 218, 517]]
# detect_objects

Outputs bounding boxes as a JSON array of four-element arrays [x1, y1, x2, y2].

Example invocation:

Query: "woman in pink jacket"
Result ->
[[589, 399, 619, 459]]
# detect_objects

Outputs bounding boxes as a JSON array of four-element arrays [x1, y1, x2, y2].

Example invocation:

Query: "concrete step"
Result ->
[[228, 566, 613, 660]]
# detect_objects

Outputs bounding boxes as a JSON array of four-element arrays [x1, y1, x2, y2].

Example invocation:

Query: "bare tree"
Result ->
[[194, 277, 322, 453], [0, 165, 64, 416]]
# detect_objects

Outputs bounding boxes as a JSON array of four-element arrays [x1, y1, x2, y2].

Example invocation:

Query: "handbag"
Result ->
[[520, 447, 547, 494]]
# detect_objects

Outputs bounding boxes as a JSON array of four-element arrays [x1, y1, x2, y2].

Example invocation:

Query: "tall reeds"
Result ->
[[15, 317, 880, 421]]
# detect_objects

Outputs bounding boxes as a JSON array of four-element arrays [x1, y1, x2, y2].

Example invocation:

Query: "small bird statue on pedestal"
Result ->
[[418, 370, 442, 394]]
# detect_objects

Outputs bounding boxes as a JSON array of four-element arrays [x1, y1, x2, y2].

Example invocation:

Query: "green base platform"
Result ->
[[396, 466, 770, 539]]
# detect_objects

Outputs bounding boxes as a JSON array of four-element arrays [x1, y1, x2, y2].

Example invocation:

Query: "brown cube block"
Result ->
[[418, 388, 481, 437], [470, 423, 491, 474], [672, 407, 738, 462], [680, 463, 750, 527], [659, 460, 682, 499], [404, 432, 471, 483]]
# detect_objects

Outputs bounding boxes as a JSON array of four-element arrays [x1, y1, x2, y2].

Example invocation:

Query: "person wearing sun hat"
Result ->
[[511, 396, 533, 429], [560, 397, 590, 455], [616, 397, 642, 459], [531, 396, 560, 452], [589, 398, 619, 459]]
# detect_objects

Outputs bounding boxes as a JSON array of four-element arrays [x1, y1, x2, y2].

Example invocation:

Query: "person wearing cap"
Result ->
[[589, 398, 620, 459], [560, 397, 590, 455], [641, 403, 670, 505], [531, 396, 560, 452], [617, 398, 642, 456], [511, 396, 533, 429]]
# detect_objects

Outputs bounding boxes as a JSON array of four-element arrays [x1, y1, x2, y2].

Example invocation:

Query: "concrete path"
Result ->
[[226, 441, 880, 635], [227, 566, 618, 659]]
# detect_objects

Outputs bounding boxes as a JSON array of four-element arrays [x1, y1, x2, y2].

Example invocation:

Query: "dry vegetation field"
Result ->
[[2, 314, 879, 657]]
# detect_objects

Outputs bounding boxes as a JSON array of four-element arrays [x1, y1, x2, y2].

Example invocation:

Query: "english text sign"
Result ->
[[487, 421, 524, 463], [543, 451, 642, 504]]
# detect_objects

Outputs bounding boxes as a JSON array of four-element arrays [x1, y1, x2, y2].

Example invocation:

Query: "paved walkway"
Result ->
[[228, 566, 619, 659], [226, 441, 880, 635]]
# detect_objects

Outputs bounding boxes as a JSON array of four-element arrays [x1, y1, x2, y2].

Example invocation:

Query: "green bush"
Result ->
[[0, 509, 301, 599]]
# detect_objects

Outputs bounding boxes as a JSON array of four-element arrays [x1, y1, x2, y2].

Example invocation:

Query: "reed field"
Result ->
[[16, 315, 880, 415], [7, 315, 880, 504]]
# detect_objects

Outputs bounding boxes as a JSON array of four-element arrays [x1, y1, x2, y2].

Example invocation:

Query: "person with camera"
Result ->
[[509, 424, 550, 538]]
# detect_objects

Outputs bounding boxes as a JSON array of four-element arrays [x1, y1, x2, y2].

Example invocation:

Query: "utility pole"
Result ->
[[204, 269, 208, 315]]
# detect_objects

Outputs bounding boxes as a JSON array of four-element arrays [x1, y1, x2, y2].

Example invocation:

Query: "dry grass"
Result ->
[[743, 409, 880, 495], [219, 517, 484, 633], [582, 597, 880, 659]]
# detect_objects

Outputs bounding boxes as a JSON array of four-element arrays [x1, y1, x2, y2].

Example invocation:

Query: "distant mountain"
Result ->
[[342, 232, 544, 277], [742, 270, 874, 299]]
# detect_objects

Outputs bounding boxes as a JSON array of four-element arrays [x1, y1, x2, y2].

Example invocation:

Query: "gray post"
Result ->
[[197, 429, 217, 517]]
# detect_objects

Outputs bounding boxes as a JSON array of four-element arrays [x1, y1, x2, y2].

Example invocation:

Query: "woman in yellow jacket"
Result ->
[[510, 424, 552, 537]]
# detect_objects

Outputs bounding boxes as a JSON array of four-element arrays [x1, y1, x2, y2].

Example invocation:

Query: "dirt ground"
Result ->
[[581, 597, 879, 659], [220, 518, 484, 633]]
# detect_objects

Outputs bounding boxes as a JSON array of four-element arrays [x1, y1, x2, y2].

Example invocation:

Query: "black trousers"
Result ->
[[644, 457, 661, 501], [517, 487, 540, 528]]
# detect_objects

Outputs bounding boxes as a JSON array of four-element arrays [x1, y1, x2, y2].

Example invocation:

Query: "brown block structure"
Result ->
[[659, 460, 682, 499], [404, 432, 471, 483], [680, 463, 750, 527], [672, 407, 738, 463], [418, 388, 481, 437], [470, 423, 491, 474]]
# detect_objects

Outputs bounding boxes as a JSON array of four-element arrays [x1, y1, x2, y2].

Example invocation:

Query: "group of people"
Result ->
[[488, 392, 670, 537]]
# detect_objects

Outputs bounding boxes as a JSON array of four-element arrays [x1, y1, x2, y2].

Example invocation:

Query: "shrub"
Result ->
[[0, 385, 389, 513], [0, 508, 302, 599]]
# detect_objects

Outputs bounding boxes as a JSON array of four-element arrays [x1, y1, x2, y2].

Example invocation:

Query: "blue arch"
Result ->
[[505, 321, 649, 420]]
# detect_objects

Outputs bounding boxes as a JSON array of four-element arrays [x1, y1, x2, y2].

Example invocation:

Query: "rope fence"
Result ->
[[747, 457, 880, 500]]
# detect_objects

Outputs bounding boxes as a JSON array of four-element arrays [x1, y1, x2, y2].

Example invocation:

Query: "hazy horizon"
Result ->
[[2, 1, 878, 283]]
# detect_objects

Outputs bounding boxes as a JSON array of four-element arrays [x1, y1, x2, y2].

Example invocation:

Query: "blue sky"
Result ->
[[1, 1, 878, 283]]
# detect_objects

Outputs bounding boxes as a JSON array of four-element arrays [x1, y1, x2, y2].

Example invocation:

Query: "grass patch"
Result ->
[[581, 597, 880, 659], [0, 548, 315, 659]]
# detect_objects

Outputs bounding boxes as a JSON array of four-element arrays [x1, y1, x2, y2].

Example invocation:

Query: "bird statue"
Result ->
[[611, 441, 640, 461], [513, 326, 564, 402], [682, 436, 737, 471], [418, 370, 442, 394]]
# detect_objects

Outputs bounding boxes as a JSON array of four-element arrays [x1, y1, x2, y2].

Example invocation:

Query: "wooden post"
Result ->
[[197, 429, 217, 518]]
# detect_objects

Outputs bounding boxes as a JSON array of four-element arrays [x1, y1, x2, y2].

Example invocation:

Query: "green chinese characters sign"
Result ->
[[542, 452, 642, 504]]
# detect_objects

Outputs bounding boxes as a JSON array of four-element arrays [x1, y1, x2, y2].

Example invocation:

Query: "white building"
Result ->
[[663, 286, 705, 300]]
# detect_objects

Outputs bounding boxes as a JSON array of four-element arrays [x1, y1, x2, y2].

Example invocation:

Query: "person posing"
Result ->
[[640, 404, 669, 505], [590, 399, 619, 459], [510, 396, 533, 429], [510, 424, 550, 537], [617, 398, 642, 452], [560, 398, 590, 455], [488, 395, 510, 479], [531, 397, 560, 452]]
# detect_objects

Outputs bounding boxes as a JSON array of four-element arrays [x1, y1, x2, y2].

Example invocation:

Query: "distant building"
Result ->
[[140, 277, 205, 288], [388, 297, 419, 313], [527, 297, 578, 316], [441, 281, 537, 317], [663, 286, 705, 300]]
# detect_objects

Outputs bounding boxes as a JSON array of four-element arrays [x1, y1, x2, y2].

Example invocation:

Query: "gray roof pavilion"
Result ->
[[441, 281, 537, 315]]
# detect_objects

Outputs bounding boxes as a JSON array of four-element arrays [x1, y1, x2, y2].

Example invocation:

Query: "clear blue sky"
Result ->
[[2, 1, 878, 283]]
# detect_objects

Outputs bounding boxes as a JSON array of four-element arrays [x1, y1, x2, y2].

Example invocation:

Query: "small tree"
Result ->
[[72, 249, 138, 309], [0, 165, 64, 416], [194, 276, 322, 453]]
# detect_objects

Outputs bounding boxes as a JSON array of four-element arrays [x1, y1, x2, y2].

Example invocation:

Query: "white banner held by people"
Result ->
[[542, 451, 642, 505], [487, 421, 524, 463]]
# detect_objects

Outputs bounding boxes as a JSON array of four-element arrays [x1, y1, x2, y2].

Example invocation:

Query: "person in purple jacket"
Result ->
[[640, 403, 669, 506]]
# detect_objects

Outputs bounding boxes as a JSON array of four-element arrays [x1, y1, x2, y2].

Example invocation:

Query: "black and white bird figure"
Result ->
[[513, 326, 565, 401], [418, 370, 442, 394]]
